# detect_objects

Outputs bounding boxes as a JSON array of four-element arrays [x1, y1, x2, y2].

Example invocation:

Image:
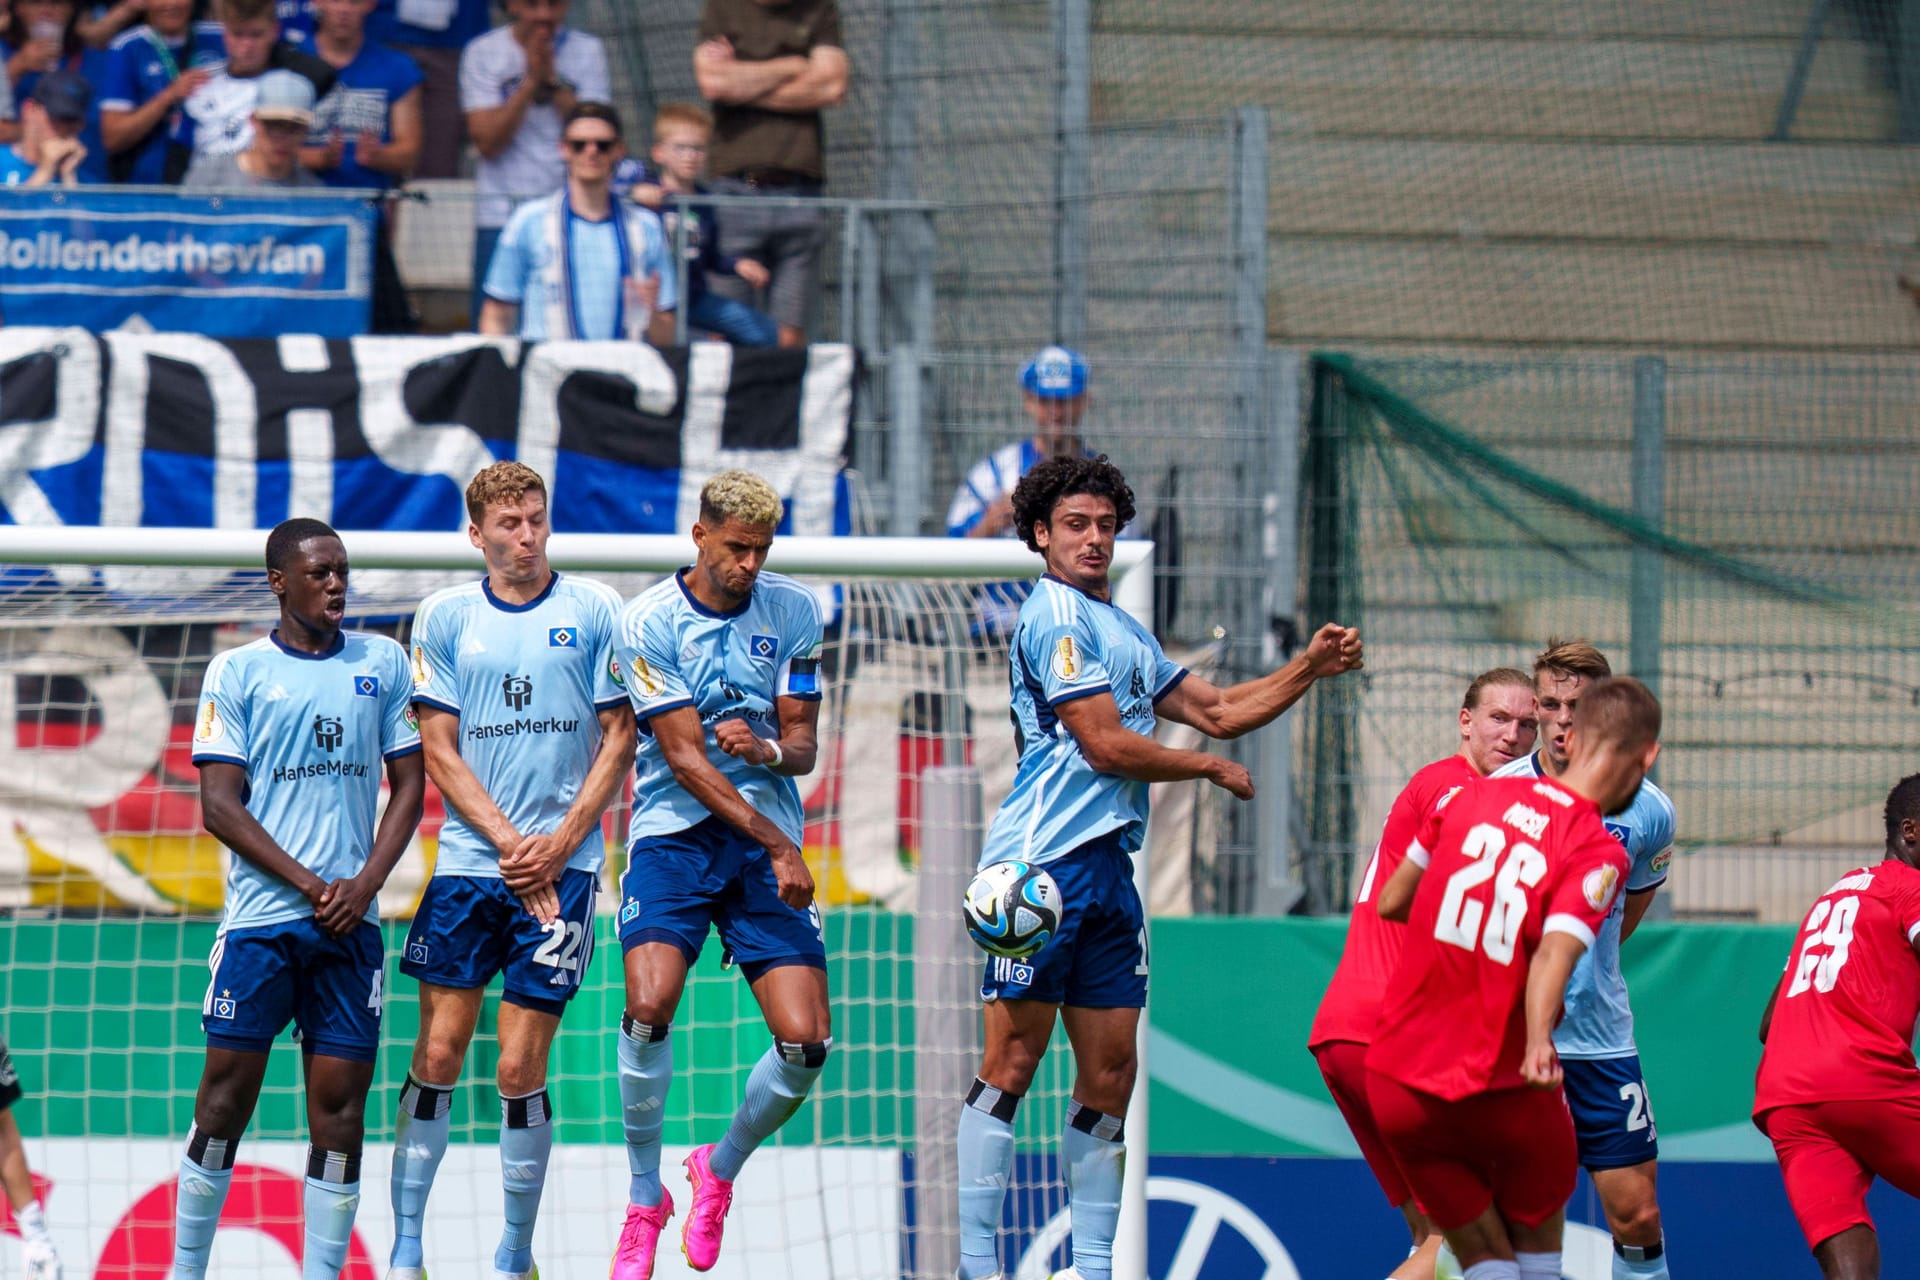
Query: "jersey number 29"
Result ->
[[1787, 895, 1858, 997], [1433, 823, 1547, 966]]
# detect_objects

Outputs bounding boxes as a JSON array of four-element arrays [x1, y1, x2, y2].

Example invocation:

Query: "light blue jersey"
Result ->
[[617, 569, 824, 843], [1492, 750, 1675, 1058], [191, 630, 421, 930], [979, 575, 1187, 869], [410, 573, 628, 877]]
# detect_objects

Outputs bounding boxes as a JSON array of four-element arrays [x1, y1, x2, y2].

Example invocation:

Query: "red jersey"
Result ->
[[1310, 754, 1479, 1048], [1366, 775, 1631, 1101], [1754, 859, 1920, 1115]]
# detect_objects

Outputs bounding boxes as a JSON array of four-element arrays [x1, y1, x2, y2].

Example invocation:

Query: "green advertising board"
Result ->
[[0, 915, 1790, 1160]]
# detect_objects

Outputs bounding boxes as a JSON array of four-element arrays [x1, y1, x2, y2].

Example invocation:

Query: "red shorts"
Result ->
[[1365, 1069, 1577, 1232], [1759, 1094, 1920, 1252], [1313, 1040, 1412, 1208]]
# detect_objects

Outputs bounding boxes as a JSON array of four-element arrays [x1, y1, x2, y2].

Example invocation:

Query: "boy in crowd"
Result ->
[[172, 0, 333, 180], [0, 69, 88, 185], [182, 66, 325, 187], [624, 102, 776, 346]]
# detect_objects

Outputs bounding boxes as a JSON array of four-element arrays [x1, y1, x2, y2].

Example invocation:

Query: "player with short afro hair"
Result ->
[[1009, 454, 1136, 555], [264, 518, 341, 573]]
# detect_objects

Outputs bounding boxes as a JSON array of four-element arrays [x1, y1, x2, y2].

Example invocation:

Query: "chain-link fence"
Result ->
[[1294, 350, 1920, 923]]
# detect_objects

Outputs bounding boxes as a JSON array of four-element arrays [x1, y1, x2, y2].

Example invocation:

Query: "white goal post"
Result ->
[[0, 525, 1155, 1280]]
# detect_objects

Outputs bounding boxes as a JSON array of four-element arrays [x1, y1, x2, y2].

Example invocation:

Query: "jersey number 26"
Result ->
[[1433, 823, 1547, 966]]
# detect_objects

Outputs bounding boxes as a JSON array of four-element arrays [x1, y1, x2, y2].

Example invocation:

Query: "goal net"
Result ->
[[0, 528, 1152, 1280]]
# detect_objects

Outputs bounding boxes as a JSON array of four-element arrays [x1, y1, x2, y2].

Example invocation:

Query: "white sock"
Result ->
[[14, 1201, 49, 1245], [1517, 1251, 1561, 1280], [1464, 1262, 1521, 1280]]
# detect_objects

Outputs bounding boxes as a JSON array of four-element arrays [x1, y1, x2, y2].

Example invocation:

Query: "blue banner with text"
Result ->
[[0, 189, 375, 337]]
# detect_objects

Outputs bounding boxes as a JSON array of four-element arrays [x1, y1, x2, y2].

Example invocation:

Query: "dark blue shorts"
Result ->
[[1563, 1053, 1661, 1170], [0, 1039, 20, 1111], [399, 870, 600, 1016], [202, 918, 384, 1062], [617, 816, 827, 982], [978, 834, 1147, 1009]]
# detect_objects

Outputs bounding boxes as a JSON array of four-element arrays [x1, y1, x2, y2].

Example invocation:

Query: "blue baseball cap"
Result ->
[[30, 71, 91, 124], [1020, 345, 1089, 399]]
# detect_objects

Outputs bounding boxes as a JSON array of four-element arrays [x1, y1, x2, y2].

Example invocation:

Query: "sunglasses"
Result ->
[[564, 137, 617, 154]]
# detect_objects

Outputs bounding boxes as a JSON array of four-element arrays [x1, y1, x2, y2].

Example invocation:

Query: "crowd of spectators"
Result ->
[[0, 0, 847, 347]]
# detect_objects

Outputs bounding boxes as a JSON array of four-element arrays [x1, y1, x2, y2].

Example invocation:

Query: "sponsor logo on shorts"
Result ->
[[210, 990, 238, 1020], [749, 633, 778, 662], [991, 956, 1035, 986], [354, 675, 379, 698], [549, 627, 577, 648], [619, 898, 641, 924], [406, 941, 431, 964]]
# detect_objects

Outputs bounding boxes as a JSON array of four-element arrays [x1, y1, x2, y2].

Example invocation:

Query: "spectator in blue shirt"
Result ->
[[364, 0, 483, 177], [479, 101, 677, 343], [97, 0, 220, 182], [299, 0, 420, 189], [0, 68, 90, 184]]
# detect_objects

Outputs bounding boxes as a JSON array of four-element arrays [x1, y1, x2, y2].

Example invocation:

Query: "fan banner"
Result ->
[[0, 190, 377, 336], [0, 329, 856, 537]]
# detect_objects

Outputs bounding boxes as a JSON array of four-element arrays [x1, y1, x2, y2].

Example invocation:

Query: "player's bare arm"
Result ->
[[418, 705, 524, 855], [1154, 622, 1362, 739], [1375, 852, 1425, 922], [714, 694, 821, 777], [315, 750, 427, 936], [501, 701, 638, 892], [1053, 690, 1254, 797], [198, 760, 335, 916], [1621, 885, 1659, 942], [1523, 931, 1590, 1087], [650, 704, 815, 909]]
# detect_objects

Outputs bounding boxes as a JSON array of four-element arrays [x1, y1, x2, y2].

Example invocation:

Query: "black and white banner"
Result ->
[[0, 329, 857, 537]]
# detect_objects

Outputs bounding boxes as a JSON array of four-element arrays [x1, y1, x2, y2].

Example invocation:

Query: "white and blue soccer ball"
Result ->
[[963, 860, 1063, 959]]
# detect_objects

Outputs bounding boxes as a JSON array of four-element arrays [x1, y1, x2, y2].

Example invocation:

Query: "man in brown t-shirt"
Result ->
[[692, 0, 846, 347]]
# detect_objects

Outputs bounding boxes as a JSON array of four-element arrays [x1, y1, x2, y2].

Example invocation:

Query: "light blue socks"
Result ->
[[495, 1089, 554, 1275], [617, 1018, 673, 1207], [1062, 1100, 1125, 1280], [957, 1078, 1018, 1280], [709, 1037, 831, 1182], [389, 1074, 452, 1270]]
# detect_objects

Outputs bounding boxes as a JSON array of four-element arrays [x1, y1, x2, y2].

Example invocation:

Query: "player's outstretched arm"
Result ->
[[199, 761, 332, 912], [315, 750, 427, 936], [1155, 623, 1361, 741], [1523, 931, 1589, 1087], [502, 703, 638, 897], [650, 705, 815, 908], [417, 705, 524, 858], [1054, 692, 1253, 797]]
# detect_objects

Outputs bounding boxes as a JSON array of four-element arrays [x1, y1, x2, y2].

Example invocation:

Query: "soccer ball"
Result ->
[[963, 860, 1063, 958]]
